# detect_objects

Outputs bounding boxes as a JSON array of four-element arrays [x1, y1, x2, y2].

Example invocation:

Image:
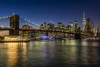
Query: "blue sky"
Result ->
[[0, 0, 100, 27]]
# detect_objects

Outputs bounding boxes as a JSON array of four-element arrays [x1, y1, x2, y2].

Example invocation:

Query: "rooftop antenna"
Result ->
[[83, 12, 85, 17]]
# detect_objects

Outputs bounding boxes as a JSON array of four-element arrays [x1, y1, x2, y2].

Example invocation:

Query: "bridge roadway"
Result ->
[[0, 27, 76, 33], [0, 27, 94, 37]]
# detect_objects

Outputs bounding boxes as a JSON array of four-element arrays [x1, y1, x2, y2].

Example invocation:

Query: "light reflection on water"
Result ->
[[0, 39, 100, 67]]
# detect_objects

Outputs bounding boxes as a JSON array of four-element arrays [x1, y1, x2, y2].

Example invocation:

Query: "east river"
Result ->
[[0, 39, 100, 67]]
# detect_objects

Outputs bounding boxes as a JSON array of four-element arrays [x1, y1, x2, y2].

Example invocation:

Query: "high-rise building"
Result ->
[[82, 12, 86, 31], [91, 21, 94, 33], [43, 22, 46, 30], [47, 24, 50, 30], [86, 18, 92, 34], [50, 21, 52, 25], [74, 20, 77, 29], [40, 24, 44, 30], [97, 27, 100, 37], [51, 24, 55, 30], [58, 22, 62, 28], [74, 20, 78, 33]]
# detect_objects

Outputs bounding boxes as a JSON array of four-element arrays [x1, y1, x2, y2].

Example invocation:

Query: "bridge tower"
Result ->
[[9, 15, 19, 35], [75, 27, 81, 39]]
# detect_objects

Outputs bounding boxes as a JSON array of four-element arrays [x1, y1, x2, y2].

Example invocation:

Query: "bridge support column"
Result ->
[[9, 15, 19, 35], [75, 27, 81, 39], [75, 34, 81, 39]]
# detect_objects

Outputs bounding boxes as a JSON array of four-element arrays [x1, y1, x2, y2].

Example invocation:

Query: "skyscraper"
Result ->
[[74, 20, 77, 29], [58, 22, 62, 28], [82, 12, 86, 31], [86, 18, 92, 34], [97, 27, 100, 37], [91, 21, 94, 33], [43, 22, 46, 30]]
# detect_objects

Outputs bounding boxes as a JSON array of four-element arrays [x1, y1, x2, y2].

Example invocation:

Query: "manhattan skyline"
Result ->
[[0, 0, 100, 27]]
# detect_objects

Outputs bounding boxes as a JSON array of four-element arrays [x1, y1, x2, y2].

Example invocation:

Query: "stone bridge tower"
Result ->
[[9, 15, 19, 35]]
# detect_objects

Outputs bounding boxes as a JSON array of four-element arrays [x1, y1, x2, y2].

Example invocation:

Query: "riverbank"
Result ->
[[0, 40, 30, 43]]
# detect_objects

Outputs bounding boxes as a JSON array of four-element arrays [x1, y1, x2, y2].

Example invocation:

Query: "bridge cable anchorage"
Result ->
[[19, 17, 40, 29]]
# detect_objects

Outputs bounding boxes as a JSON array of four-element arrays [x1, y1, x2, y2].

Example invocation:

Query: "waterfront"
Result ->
[[0, 39, 100, 67]]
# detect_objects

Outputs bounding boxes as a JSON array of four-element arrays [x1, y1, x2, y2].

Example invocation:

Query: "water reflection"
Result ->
[[0, 39, 100, 67], [0, 42, 28, 67]]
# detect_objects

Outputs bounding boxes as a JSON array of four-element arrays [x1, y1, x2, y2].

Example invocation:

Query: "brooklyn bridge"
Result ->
[[0, 14, 97, 41]]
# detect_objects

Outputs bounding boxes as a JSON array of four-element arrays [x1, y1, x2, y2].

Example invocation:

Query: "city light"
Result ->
[[0, 0, 100, 67], [0, 11, 99, 42]]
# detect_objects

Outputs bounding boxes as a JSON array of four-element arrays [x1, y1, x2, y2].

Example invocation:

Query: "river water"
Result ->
[[0, 39, 100, 67]]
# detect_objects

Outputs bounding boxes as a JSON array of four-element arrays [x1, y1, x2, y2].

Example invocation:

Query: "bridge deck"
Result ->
[[0, 27, 95, 37]]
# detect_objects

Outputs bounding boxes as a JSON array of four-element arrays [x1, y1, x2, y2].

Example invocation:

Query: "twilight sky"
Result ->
[[0, 0, 100, 27]]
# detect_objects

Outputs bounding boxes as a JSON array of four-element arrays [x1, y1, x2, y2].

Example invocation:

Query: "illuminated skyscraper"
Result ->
[[97, 27, 100, 37], [82, 12, 86, 31], [43, 22, 46, 30], [58, 22, 62, 28], [91, 21, 94, 33], [74, 20, 77, 29], [86, 18, 92, 34]]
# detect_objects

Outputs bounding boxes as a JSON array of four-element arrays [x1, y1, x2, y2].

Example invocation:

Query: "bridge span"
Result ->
[[0, 14, 96, 39]]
